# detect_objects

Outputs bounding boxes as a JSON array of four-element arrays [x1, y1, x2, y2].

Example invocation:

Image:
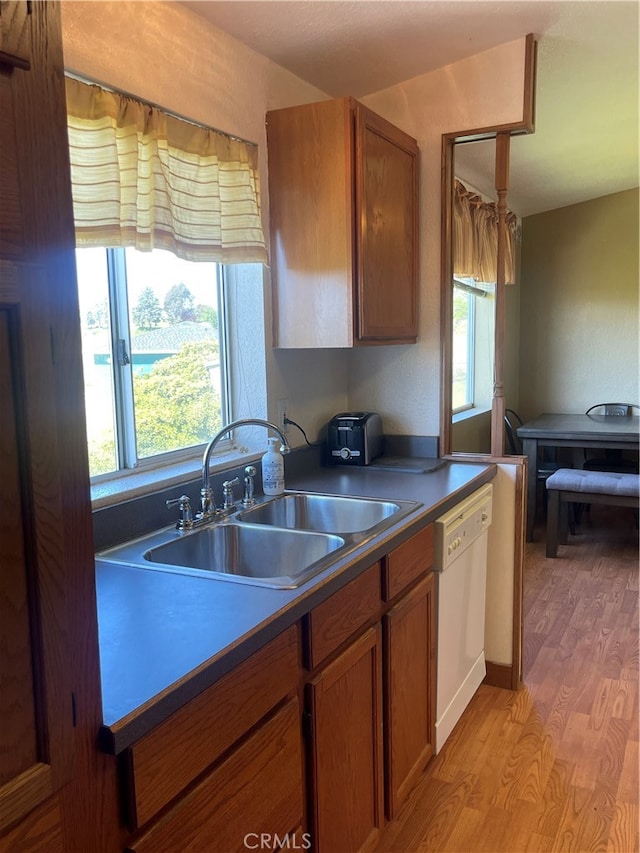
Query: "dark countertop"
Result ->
[[96, 459, 496, 753]]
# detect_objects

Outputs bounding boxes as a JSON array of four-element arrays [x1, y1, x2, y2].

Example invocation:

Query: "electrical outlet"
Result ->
[[277, 398, 289, 433]]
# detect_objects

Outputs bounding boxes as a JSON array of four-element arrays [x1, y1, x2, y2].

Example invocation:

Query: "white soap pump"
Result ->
[[262, 437, 285, 495]]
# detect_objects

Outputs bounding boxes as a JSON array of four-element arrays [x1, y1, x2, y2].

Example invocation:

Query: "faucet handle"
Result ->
[[166, 494, 193, 530], [222, 477, 240, 511]]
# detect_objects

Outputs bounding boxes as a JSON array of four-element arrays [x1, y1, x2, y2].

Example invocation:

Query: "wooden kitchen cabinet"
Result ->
[[382, 525, 436, 817], [304, 561, 381, 669], [266, 96, 419, 348], [127, 697, 303, 853], [124, 626, 304, 851], [383, 523, 434, 602], [306, 626, 384, 853], [302, 532, 436, 847], [383, 573, 435, 818]]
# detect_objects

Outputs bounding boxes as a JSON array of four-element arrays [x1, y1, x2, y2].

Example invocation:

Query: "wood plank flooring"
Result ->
[[375, 506, 638, 852]]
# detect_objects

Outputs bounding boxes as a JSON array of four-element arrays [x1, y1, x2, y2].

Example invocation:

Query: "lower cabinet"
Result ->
[[123, 626, 303, 852], [303, 525, 435, 850], [117, 524, 436, 853], [383, 573, 435, 818], [306, 626, 384, 853], [128, 697, 303, 853]]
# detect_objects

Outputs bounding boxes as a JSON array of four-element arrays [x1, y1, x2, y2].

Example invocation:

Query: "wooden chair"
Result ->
[[504, 409, 570, 525]]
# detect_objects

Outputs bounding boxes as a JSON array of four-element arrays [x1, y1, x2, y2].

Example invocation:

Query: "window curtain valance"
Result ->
[[453, 179, 517, 284], [65, 77, 267, 264]]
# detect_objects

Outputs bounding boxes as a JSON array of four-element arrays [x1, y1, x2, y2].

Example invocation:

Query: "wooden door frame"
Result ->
[[440, 32, 537, 458], [440, 34, 536, 690]]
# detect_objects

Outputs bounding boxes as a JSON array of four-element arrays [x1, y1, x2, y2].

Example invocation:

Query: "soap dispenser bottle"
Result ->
[[262, 437, 285, 495]]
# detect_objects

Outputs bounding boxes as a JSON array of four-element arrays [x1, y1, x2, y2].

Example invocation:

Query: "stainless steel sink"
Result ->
[[97, 522, 346, 589], [96, 491, 421, 590], [236, 492, 415, 534]]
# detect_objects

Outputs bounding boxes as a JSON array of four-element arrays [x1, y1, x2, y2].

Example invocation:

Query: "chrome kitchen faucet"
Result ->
[[166, 419, 290, 530]]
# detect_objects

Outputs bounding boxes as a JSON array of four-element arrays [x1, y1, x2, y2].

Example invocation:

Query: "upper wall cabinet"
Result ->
[[266, 97, 419, 348]]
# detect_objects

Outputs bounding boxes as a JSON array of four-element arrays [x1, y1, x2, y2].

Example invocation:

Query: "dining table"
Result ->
[[517, 412, 640, 541]]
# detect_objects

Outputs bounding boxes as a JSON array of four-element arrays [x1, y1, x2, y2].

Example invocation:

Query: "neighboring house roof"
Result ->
[[131, 322, 216, 353]]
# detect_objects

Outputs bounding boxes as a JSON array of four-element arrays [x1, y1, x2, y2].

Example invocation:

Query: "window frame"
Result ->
[[451, 280, 477, 414], [80, 247, 232, 483]]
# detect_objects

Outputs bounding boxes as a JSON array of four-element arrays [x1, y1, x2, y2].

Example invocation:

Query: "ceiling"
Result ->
[[180, 0, 638, 218]]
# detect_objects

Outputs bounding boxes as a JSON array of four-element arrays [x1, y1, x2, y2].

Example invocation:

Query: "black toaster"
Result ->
[[326, 412, 383, 466]]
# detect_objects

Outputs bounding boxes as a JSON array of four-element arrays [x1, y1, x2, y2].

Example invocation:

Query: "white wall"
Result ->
[[61, 0, 349, 447], [352, 40, 531, 439]]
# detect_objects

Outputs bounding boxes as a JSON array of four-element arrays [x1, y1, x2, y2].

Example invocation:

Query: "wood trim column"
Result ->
[[490, 132, 510, 457]]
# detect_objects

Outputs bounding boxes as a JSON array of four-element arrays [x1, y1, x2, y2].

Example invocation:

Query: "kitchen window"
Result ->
[[77, 247, 233, 478], [451, 178, 516, 418], [65, 76, 268, 483], [452, 282, 476, 412], [452, 277, 494, 415]]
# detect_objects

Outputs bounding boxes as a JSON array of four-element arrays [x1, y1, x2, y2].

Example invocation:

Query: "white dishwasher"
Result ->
[[433, 483, 493, 753]]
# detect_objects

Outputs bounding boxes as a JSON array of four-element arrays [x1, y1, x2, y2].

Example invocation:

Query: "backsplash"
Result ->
[[92, 436, 439, 552]]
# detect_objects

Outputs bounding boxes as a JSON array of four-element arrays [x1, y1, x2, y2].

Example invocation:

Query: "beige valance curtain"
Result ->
[[65, 77, 267, 264], [453, 179, 517, 284]]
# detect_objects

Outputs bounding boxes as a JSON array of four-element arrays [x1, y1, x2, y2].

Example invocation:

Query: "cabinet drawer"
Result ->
[[383, 525, 433, 601], [127, 697, 303, 853], [127, 624, 299, 828], [305, 562, 381, 669]]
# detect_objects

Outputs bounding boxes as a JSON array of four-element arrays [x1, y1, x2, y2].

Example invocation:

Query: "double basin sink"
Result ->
[[97, 492, 420, 589]]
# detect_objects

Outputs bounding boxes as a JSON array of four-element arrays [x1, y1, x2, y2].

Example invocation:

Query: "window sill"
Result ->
[[452, 406, 491, 424], [90, 448, 263, 509]]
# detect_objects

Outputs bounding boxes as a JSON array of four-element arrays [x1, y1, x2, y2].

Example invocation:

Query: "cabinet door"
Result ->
[[266, 97, 355, 348], [0, 262, 74, 837], [383, 573, 435, 818], [355, 104, 419, 343], [306, 626, 384, 853], [0, 3, 119, 850]]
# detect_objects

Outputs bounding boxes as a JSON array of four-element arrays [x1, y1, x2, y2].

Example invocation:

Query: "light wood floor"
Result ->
[[376, 505, 639, 852]]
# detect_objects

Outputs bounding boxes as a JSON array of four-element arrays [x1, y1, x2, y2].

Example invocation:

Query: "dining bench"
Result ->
[[545, 469, 640, 557]]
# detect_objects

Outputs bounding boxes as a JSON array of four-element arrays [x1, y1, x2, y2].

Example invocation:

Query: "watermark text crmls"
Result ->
[[243, 832, 312, 850]]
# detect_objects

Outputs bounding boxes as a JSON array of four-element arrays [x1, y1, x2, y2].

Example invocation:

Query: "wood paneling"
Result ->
[[0, 263, 74, 834], [0, 309, 38, 785], [0, 3, 120, 848], [0, 74, 25, 257], [0, 0, 32, 69]]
